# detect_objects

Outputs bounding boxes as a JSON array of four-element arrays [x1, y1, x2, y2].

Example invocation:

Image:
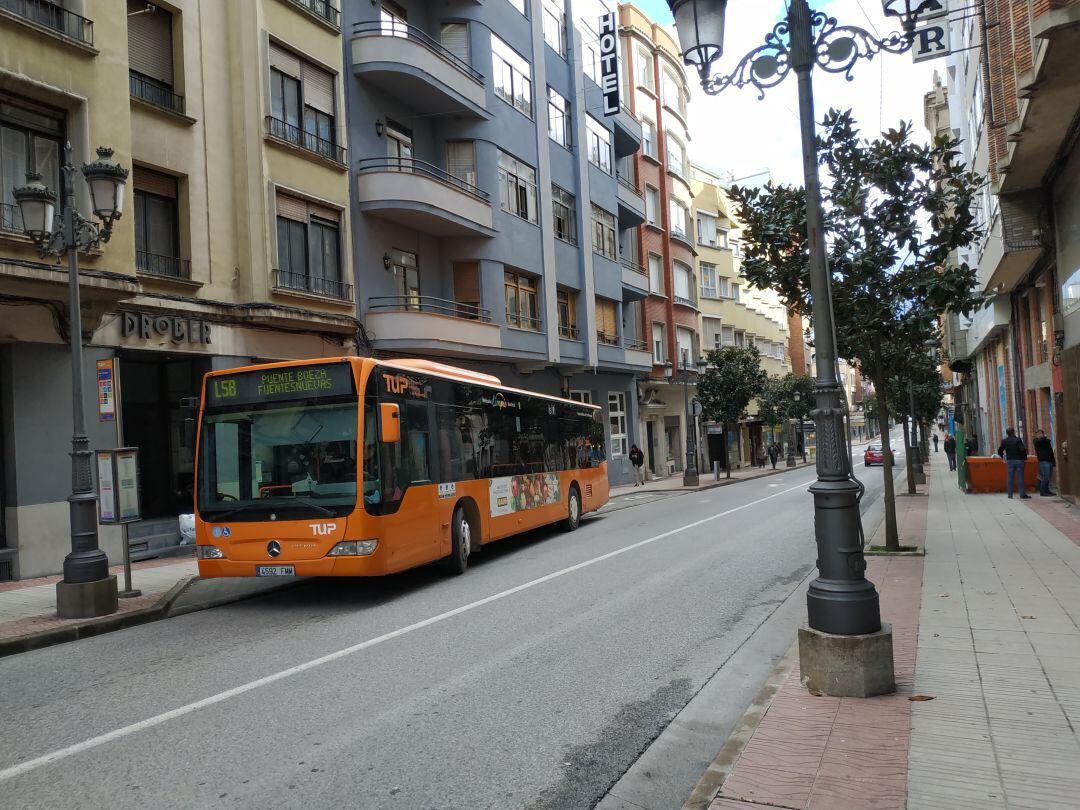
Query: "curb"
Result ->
[[682, 641, 797, 810], [0, 575, 310, 659], [610, 462, 814, 502]]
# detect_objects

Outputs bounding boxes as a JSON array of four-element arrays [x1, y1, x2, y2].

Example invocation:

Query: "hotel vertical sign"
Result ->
[[599, 12, 620, 115]]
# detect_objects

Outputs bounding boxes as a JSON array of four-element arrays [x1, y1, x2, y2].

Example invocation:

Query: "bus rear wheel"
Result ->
[[444, 505, 471, 575], [564, 485, 581, 532]]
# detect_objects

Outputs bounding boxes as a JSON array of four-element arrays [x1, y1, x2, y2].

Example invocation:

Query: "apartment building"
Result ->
[[618, 3, 702, 480], [0, 0, 357, 579], [344, 0, 649, 486], [690, 163, 791, 469], [940, 0, 1079, 498]]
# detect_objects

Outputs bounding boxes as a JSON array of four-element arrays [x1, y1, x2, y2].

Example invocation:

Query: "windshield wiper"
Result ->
[[260, 496, 335, 516], [201, 497, 335, 521]]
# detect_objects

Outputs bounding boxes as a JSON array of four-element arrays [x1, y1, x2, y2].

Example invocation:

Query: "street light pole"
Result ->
[[14, 144, 128, 618]]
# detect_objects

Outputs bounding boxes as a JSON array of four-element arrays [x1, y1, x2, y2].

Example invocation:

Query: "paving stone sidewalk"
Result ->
[[700, 453, 1080, 810]]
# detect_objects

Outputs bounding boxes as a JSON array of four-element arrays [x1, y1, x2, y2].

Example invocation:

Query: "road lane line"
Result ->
[[0, 479, 815, 783]]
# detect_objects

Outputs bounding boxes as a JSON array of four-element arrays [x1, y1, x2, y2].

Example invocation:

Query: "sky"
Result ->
[[631, 0, 942, 186]]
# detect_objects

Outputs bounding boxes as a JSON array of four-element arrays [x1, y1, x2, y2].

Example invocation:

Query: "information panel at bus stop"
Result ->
[[97, 447, 141, 524]]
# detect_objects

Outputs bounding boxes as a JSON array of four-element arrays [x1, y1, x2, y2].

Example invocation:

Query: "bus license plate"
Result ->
[[256, 565, 295, 576]]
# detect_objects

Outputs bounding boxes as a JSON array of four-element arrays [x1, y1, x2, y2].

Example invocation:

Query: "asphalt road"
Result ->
[[0, 438, 904, 810]]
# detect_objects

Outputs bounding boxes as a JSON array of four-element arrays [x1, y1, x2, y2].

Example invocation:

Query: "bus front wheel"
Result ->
[[564, 485, 581, 532], [445, 505, 472, 575]]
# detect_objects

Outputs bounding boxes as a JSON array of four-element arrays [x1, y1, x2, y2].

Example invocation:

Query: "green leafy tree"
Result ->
[[698, 346, 768, 478], [728, 110, 982, 550], [757, 373, 815, 443]]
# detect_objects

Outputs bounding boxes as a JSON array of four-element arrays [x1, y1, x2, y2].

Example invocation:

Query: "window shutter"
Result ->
[[308, 202, 339, 222], [133, 167, 177, 198], [269, 42, 301, 78], [276, 191, 307, 222], [127, 0, 173, 84], [453, 262, 481, 304], [300, 62, 334, 114], [446, 141, 476, 186], [597, 299, 616, 336], [440, 23, 469, 62]]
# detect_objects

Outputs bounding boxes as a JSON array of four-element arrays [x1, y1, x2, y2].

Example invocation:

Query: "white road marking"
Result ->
[[0, 479, 815, 783]]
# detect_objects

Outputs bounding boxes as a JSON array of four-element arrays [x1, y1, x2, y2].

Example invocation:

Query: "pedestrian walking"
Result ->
[[768, 441, 780, 470], [1033, 429, 1056, 497], [997, 427, 1030, 499], [943, 433, 957, 471], [629, 443, 645, 486], [756, 443, 767, 469], [932, 433, 939, 453]]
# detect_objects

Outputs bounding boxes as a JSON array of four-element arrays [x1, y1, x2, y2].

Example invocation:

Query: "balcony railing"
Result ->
[[673, 295, 697, 308], [356, 156, 489, 202], [265, 116, 346, 165], [136, 250, 191, 280], [625, 336, 648, 352], [507, 314, 542, 331], [351, 20, 482, 83], [620, 257, 647, 276], [274, 269, 353, 301], [368, 295, 491, 322], [1, 202, 21, 233], [286, 0, 339, 27], [597, 330, 619, 346], [617, 173, 642, 197], [1, 0, 93, 45], [558, 324, 580, 340], [129, 71, 185, 115]]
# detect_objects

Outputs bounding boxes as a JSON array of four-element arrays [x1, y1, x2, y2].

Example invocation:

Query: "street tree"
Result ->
[[698, 346, 768, 478], [729, 109, 982, 550], [757, 373, 815, 449]]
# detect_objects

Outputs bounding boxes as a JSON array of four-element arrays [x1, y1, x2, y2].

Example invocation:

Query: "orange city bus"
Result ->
[[194, 356, 609, 578]]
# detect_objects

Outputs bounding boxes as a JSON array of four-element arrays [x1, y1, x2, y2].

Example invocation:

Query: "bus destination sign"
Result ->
[[206, 363, 354, 407]]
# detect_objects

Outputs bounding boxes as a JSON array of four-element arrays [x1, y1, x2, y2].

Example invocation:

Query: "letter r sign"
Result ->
[[911, 22, 951, 63]]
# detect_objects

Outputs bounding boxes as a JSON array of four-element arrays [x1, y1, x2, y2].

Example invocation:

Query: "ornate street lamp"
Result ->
[[668, 0, 943, 695], [665, 355, 706, 486], [13, 143, 128, 618]]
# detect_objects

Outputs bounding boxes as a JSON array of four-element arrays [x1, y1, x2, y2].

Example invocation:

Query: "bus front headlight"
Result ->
[[197, 545, 226, 559], [327, 540, 378, 557]]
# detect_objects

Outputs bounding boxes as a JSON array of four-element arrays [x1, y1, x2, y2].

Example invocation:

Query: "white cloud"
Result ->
[[685, 1, 940, 187]]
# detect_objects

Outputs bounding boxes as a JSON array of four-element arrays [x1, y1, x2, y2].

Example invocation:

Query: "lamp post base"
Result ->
[[56, 574, 118, 619], [786, 455, 797, 468], [683, 470, 700, 487], [798, 622, 895, 698]]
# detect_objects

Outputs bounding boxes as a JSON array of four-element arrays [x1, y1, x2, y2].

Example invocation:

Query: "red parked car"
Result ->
[[864, 445, 884, 466]]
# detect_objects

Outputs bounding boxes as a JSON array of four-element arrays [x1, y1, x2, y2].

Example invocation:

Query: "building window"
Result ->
[[134, 168, 181, 277], [731, 282, 740, 302], [492, 35, 532, 117], [718, 276, 731, 298], [552, 184, 577, 244], [669, 198, 689, 238], [721, 326, 735, 346], [697, 212, 718, 246], [268, 44, 339, 161], [591, 204, 616, 260], [666, 131, 686, 177], [505, 269, 540, 330], [700, 262, 717, 298], [586, 115, 612, 174], [645, 185, 660, 225], [641, 117, 657, 158], [648, 253, 664, 295], [596, 297, 618, 345], [275, 192, 345, 298], [636, 46, 653, 90], [380, 1, 408, 35], [446, 140, 477, 188], [731, 239, 742, 258], [661, 67, 687, 118], [0, 95, 62, 233], [542, 0, 566, 57], [582, 36, 600, 83], [548, 87, 572, 149], [570, 390, 593, 404], [676, 326, 694, 366], [507, 0, 527, 16], [127, 0, 181, 112], [557, 288, 578, 339], [673, 261, 693, 306], [608, 393, 628, 457], [498, 150, 538, 223], [703, 317, 723, 349], [440, 22, 470, 63], [734, 329, 745, 347], [389, 248, 420, 307], [652, 322, 666, 363]]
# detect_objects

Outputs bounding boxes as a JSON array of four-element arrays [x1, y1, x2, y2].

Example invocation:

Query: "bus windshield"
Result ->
[[198, 398, 358, 521]]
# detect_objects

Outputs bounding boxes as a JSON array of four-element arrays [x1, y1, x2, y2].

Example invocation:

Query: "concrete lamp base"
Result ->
[[56, 574, 119, 619], [798, 622, 895, 698]]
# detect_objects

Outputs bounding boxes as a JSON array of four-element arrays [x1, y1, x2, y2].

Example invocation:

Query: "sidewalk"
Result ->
[[693, 452, 1080, 810]]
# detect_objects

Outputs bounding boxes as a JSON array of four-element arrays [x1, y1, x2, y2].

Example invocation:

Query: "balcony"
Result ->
[[136, 251, 191, 281], [1, 202, 21, 234], [613, 104, 642, 158], [283, 0, 340, 29], [597, 329, 619, 347], [620, 256, 649, 299], [265, 116, 347, 166], [356, 157, 495, 237], [558, 324, 580, 340], [616, 174, 646, 228], [351, 21, 488, 119], [366, 295, 502, 358], [130, 71, 185, 115], [0, 0, 93, 47], [981, 190, 1046, 295], [274, 269, 353, 302]]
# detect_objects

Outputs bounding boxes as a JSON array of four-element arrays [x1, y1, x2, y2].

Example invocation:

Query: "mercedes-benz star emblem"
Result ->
[[267, 540, 281, 558]]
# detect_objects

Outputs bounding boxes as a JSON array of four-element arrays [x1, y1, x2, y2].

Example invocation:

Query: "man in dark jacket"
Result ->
[[998, 427, 1030, 499], [629, 444, 645, 486], [943, 434, 957, 471], [1033, 429, 1056, 496]]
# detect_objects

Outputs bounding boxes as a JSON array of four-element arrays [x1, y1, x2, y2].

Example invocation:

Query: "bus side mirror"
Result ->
[[380, 403, 401, 443]]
